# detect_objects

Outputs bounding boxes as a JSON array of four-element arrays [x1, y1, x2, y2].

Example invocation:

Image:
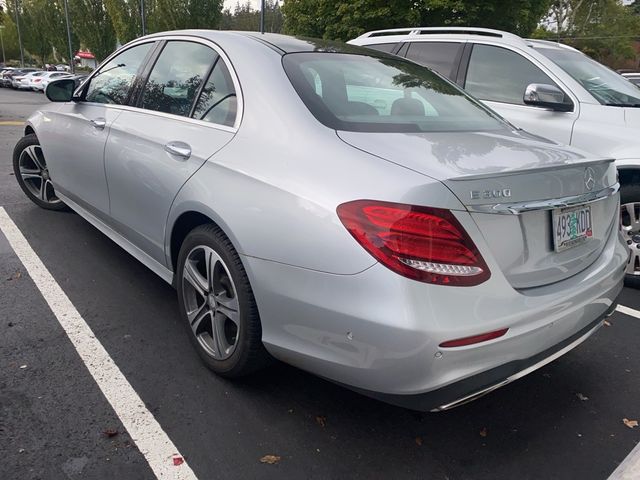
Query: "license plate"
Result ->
[[552, 205, 593, 252]]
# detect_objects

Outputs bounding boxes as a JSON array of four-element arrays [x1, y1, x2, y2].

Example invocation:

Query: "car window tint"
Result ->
[[465, 44, 559, 105], [141, 41, 217, 117], [191, 59, 237, 127], [405, 42, 462, 79], [365, 43, 397, 54], [85, 43, 153, 105]]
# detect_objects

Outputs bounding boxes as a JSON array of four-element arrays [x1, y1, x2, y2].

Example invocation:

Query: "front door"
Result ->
[[104, 40, 239, 264], [40, 41, 155, 217], [464, 43, 578, 145]]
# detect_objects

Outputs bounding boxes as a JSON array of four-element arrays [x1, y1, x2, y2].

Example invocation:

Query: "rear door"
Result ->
[[40, 42, 156, 217], [462, 43, 577, 145], [104, 39, 239, 265]]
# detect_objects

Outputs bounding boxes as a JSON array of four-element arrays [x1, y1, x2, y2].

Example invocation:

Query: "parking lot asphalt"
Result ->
[[1, 87, 639, 480]]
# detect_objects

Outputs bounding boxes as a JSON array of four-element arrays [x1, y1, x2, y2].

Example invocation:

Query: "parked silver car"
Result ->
[[14, 31, 628, 411]]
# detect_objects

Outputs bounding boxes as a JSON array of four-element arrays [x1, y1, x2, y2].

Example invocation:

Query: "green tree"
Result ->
[[13, 0, 70, 65], [0, 13, 22, 61], [154, 0, 223, 30], [70, 0, 117, 61], [283, 0, 552, 41], [543, 0, 640, 68], [105, 0, 142, 43], [220, 0, 283, 32]]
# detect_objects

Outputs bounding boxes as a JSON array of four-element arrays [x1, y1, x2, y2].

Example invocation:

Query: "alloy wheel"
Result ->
[[18, 145, 61, 205], [621, 202, 640, 276], [182, 245, 241, 360]]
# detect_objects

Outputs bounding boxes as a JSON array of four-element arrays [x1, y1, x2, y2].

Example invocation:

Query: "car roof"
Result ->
[[139, 29, 377, 56], [351, 27, 582, 54]]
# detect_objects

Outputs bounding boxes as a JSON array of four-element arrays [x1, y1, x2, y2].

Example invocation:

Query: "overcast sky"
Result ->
[[223, 0, 262, 10]]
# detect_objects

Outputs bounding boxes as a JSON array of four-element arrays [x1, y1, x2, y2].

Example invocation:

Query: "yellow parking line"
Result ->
[[0, 121, 24, 126]]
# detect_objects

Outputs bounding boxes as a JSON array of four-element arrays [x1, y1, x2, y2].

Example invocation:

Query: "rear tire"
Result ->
[[620, 183, 640, 288], [13, 134, 68, 211], [176, 224, 271, 377]]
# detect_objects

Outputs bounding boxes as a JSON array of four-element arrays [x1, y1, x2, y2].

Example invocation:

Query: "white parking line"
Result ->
[[0, 208, 197, 480], [616, 305, 640, 319], [608, 441, 640, 480]]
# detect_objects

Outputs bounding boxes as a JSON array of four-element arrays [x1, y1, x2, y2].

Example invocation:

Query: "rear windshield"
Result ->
[[283, 52, 507, 133]]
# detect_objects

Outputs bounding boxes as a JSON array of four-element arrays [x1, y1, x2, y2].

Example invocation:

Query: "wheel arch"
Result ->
[[167, 207, 241, 275], [24, 124, 36, 136]]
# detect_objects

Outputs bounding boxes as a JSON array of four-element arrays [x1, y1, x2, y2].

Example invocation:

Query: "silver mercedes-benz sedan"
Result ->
[[13, 31, 628, 411]]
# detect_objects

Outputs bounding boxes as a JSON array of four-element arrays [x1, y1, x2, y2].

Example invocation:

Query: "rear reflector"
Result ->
[[439, 328, 509, 348], [337, 200, 490, 286]]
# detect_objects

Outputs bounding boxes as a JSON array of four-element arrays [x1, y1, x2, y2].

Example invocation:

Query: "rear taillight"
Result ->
[[337, 200, 490, 286]]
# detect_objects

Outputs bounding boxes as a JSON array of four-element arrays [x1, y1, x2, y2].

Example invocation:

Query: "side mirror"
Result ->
[[523, 83, 573, 112], [45, 78, 77, 102]]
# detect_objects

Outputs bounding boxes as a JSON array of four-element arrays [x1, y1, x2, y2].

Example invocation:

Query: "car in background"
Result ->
[[14, 31, 627, 411], [621, 72, 640, 87], [15, 71, 45, 90], [3, 68, 37, 88], [23, 71, 49, 90], [0, 68, 15, 86], [36, 71, 74, 92], [350, 27, 640, 285]]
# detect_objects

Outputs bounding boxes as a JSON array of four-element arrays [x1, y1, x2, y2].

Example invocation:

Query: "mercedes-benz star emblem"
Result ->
[[584, 167, 595, 191]]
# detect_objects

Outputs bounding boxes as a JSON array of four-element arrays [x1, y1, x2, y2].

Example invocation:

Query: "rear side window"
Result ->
[[405, 42, 462, 79], [365, 43, 398, 54], [85, 43, 153, 105], [465, 44, 559, 105], [141, 41, 218, 117], [191, 59, 237, 127]]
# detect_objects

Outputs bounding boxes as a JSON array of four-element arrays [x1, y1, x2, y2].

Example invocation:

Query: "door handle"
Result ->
[[90, 118, 106, 130], [164, 141, 192, 160]]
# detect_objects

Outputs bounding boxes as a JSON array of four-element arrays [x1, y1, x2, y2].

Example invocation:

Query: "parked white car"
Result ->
[[15, 71, 45, 90], [36, 71, 73, 92], [350, 27, 640, 284]]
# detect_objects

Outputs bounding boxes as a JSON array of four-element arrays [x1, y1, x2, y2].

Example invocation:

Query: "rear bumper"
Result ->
[[350, 302, 616, 411], [243, 208, 627, 410]]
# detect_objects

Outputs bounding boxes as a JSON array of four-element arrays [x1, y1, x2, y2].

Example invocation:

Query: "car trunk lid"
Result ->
[[337, 130, 619, 289]]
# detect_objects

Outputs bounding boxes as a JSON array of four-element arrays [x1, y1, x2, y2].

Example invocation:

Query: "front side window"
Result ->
[[191, 59, 237, 127], [405, 42, 462, 80], [465, 44, 559, 105], [537, 47, 640, 106], [141, 41, 218, 117], [283, 52, 506, 133], [85, 43, 153, 105]]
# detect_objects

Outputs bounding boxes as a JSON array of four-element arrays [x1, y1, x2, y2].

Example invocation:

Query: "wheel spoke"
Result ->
[[628, 248, 640, 275], [215, 292, 240, 326], [25, 145, 45, 171], [184, 260, 208, 297], [39, 177, 47, 201], [211, 312, 229, 358], [190, 305, 211, 334], [20, 167, 41, 180]]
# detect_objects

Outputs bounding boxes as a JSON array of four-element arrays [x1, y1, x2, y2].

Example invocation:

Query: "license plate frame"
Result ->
[[552, 204, 593, 253]]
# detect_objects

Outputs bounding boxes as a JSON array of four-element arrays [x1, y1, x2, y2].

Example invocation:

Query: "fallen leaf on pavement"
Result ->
[[623, 419, 638, 429], [415, 436, 423, 446], [479, 427, 488, 437], [103, 429, 119, 438], [315, 416, 327, 428], [260, 455, 281, 465], [576, 393, 589, 401], [172, 456, 184, 466]]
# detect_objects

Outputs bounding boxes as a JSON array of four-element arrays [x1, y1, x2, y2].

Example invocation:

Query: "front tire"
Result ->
[[13, 134, 68, 211], [621, 183, 640, 288], [176, 224, 271, 377]]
